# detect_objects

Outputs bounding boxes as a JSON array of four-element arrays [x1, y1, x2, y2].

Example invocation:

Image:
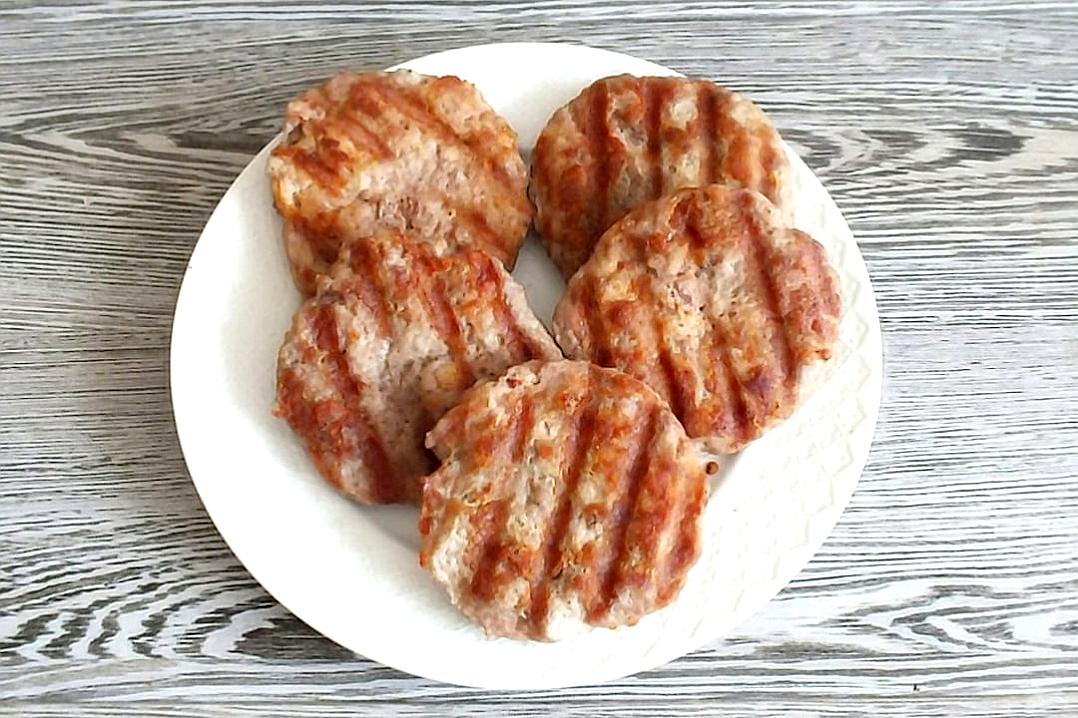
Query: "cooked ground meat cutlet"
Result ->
[[269, 70, 531, 295], [420, 360, 708, 641], [553, 184, 841, 454], [531, 74, 793, 277], [274, 233, 561, 505]]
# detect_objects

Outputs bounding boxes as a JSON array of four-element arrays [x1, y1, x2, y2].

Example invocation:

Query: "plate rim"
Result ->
[[169, 41, 884, 689]]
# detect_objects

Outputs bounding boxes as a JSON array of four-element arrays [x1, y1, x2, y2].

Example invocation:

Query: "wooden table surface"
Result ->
[[2, 1, 1077, 715]]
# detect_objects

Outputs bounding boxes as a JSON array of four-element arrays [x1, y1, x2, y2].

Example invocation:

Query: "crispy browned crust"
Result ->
[[269, 70, 531, 295], [531, 74, 793, 277], [274, 234, 561, 505], [419, 360, 708, 641], [552, 185, 841, 454]]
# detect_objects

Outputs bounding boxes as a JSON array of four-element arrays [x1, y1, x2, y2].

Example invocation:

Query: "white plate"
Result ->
[[170, 42, 882, 689]]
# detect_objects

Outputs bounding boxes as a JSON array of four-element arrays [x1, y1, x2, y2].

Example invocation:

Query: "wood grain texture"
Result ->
[[2, 0, 1077, 714]]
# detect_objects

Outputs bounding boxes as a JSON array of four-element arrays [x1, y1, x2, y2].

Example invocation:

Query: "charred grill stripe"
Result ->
[[282, 144, 348, 193], [413, 251, 475, 388], [513, 396, 556, 608], [511, 399, 535, 463], [528, 392, 599, 636], [713, 322, 751, 444], [276, 367, 341, 487], [658, 473, 706, 605], [626, 228, 691, 425], [586, 81, 613, 233], [350, 78, 519, 200], [645, 80, 665, 197], [582, 275, 612, 367], [342, 82, 383, 117], [713, 90, 741, 185], [465, 500, 510, 602], [758, 128, 779, 205], [657, 348, 688, 420], [475, 252, 539, 362], [617, 444, 687, 600], [467, 398, 536, 602], [588, 405, 660, 621], [346, 240, 393, 338], [681, 201, 750, 442], [311, 302, 397, 501], [738, 193, 794, 395], [698, 84, 719, 185], [418, 468, 459, 563], [638, 304, 673, 405], [334, 113, 394, 161], [657, 205, 701, 429]]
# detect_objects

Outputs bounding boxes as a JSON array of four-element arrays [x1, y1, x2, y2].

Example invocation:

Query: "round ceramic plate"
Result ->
[[170, 42, 882, 689]]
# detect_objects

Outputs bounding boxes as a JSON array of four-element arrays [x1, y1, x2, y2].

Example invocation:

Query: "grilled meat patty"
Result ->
[[531, 74, 793, 277], [420, 360, 708, 641], [269, 70, 532, 295], [553, 185, 841, 454], [274, 233, 561, 505]]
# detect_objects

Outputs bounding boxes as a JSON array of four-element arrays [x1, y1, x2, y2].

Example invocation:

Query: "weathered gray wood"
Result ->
[[1, 1, 1077, 714]]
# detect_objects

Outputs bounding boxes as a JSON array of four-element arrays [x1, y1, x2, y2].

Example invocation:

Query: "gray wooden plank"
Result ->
[[1, 0, 1077, 712], [1, 694, 1078, 717]]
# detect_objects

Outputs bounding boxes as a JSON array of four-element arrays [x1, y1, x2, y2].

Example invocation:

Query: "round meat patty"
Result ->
[[553, 185, 842, 455], [269, 70, 532, 295], [274, 233, 561, 505], [420, 360, 708, 641], [531, 74, 794, 277]]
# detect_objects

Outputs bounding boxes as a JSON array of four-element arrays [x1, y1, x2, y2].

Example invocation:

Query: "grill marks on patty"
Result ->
[[274, 234, 561, 505], [531, 74, 795, 277], [272, 70, 843, 641], [525, 393, 599, 637], [310, 302, 399, 502], [344, 75, 528, 228], [420, 361, 708, 641], [268, 70, 531, 295], [410, 250, 476, 389], [472, 250, 550, 363], [553, 185, 841, 455]]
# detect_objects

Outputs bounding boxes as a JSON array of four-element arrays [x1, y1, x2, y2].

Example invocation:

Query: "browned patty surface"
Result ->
[[553, 185, 841, 454], [269, 70, 531, 295], [420, 360, 708, 641], [531, 74, 793, 277], [274, 233, 561, 505]]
